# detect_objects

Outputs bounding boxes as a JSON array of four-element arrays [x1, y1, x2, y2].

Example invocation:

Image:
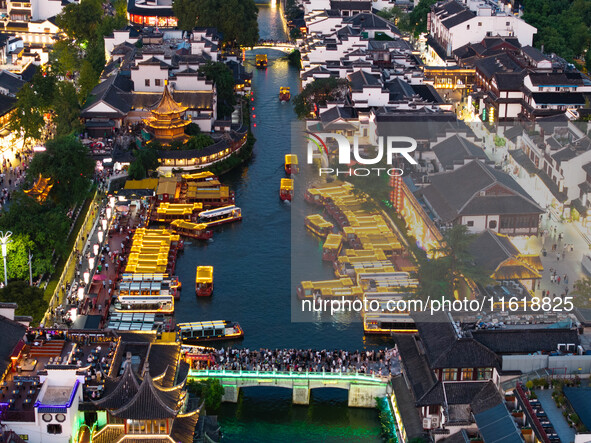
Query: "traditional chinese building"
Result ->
[[143, 85, 190, 144], [91, 342, 200, 443], [23, 174, 53, 203]]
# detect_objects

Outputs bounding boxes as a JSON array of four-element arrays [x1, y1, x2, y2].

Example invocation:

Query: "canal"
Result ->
[[173, 4, 384, 441]]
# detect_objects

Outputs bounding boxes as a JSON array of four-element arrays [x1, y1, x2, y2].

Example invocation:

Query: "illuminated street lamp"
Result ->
[[77, 287, 84, 300], [83, 271, 90, 284], [106, 207, 112, 220], [88, 256, 95, 270], [101, 219, 107, 231], [98, 230, 104, 243], [0, 231, 12, 287], [93, 244, 99, 256]]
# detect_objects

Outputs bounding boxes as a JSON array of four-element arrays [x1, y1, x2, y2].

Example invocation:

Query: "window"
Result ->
[[506, 21, 510, 26], [461, 368, 473, 380], [155, 79, 161, 86], [478, 22, 482, 26], [47, 425, 62, 435], [442, 368, 457, 381], [489, 220, 497, 229], [145, 79, 150, 87], [466, 220, 474, 227], [477, 368, 493, 380], [466, 24, 470, 30]]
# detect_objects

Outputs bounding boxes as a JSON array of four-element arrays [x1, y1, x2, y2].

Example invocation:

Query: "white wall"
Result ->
[[459, 214, 499, 233], [131, 64, 169, 92], [448, 16, 536, 52], [31, 0, 64, 21], [502, 354, 591, 373], [104, 30, 139, 60]]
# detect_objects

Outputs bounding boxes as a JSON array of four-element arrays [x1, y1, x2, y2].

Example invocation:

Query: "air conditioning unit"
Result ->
[[423, 418, 432, 429], [431, 416, 440, 428]]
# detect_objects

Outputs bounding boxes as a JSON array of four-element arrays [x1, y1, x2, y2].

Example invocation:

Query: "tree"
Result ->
[[128, 147, 160, 179], [198, 62, 236, 118], [184, 134, 214, 151], [0, 281, 49, 325], [56, 0, 103, 43], [86, 36, 106, 76], [194, 0, 259, 47], [376, 6, 411, 32], [26, 135, 94, 207], [0, 192, 70, 276], [287, 49, 301, 68], [172, 0, 199, 33], [186, 379, 225, 413], [50, 39, 81, 77], [53, 82, 83, 136], [293, 78, 349, 119], [407, 0, 439, 37], [415, 225, 492, 300], [572, 276, 591, 308], [10, 84, 45, 146], [78, 60, 100, 102]]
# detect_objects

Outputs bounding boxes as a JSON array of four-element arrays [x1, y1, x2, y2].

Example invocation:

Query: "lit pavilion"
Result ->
[[143, 85, 190, 144], [23, 174, 53, 203]]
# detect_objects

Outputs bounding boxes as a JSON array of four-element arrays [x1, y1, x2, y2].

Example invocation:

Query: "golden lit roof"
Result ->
[[151, 85, 188, 115], [23, 174, 53, 202], [196, 266, 213, 283]]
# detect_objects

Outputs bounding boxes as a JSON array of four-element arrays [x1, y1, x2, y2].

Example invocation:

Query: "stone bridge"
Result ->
[[246, 42, 297, 53], [188, 369, 391, 408]]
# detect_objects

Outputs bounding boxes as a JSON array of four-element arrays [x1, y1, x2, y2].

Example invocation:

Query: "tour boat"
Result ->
[[279, 86, 291, 101], [284, 154, 299, 175], [322, 233, 343, 261], [305, 214, 333, 237], [178, 320, 244, 344], [195, 266, 213, 297], [170, 219, 214, 240], [198, 205, 242, 227], [255, 54, 267, 68], [280, 178, 293, 201]]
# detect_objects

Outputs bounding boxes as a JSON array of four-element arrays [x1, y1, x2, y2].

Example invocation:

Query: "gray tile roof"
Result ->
[[469, 328, 579, 354], [433, 134, 487, 170], [421, 160, 543, 223]]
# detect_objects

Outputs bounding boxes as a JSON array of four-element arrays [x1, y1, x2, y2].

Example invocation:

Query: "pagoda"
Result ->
[[143, 84, 190, 144], [91, 343, 201, 443], [23, 174, 53, 203]]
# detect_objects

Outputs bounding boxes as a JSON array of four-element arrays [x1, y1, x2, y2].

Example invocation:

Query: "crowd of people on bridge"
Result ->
[[187, 347, 401, 377]]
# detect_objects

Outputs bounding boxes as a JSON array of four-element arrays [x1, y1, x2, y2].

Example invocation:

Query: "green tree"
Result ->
[[376, 6, 411, 32], [198, 62, 236, 118], [416, 225, 492, 300], [10, 84, 45, 146], [572, 276, 591, 307], [293, 78, 349, 119], [0, 192, 70, 275], [26, 135, 94, 207], [86, 37, 106, 77], [49, 39, 80, 76], [408, 0, 438, 36], [186, 379, 225, 413], [185, 134, 214, 151], [78, 60, 100, 103], [0, 281, 49, 325], [53, 82, 83, 136], [56, 0, 103, 43], [287, 49, 301, 68], [172, 0, 200, 33], [128, 147, 160, 179], [194, 0, 259, 47]]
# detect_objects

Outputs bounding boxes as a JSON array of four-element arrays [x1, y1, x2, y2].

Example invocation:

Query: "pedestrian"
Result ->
[[556, 253, 560, 261], [557, 276, 561, 284]]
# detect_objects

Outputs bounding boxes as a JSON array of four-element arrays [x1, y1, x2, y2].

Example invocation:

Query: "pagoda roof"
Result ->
[[23, 174, 53, 202], [93, 357, 141, 409], [111, 372, 183, 420], [151, 85, 188, 115]]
